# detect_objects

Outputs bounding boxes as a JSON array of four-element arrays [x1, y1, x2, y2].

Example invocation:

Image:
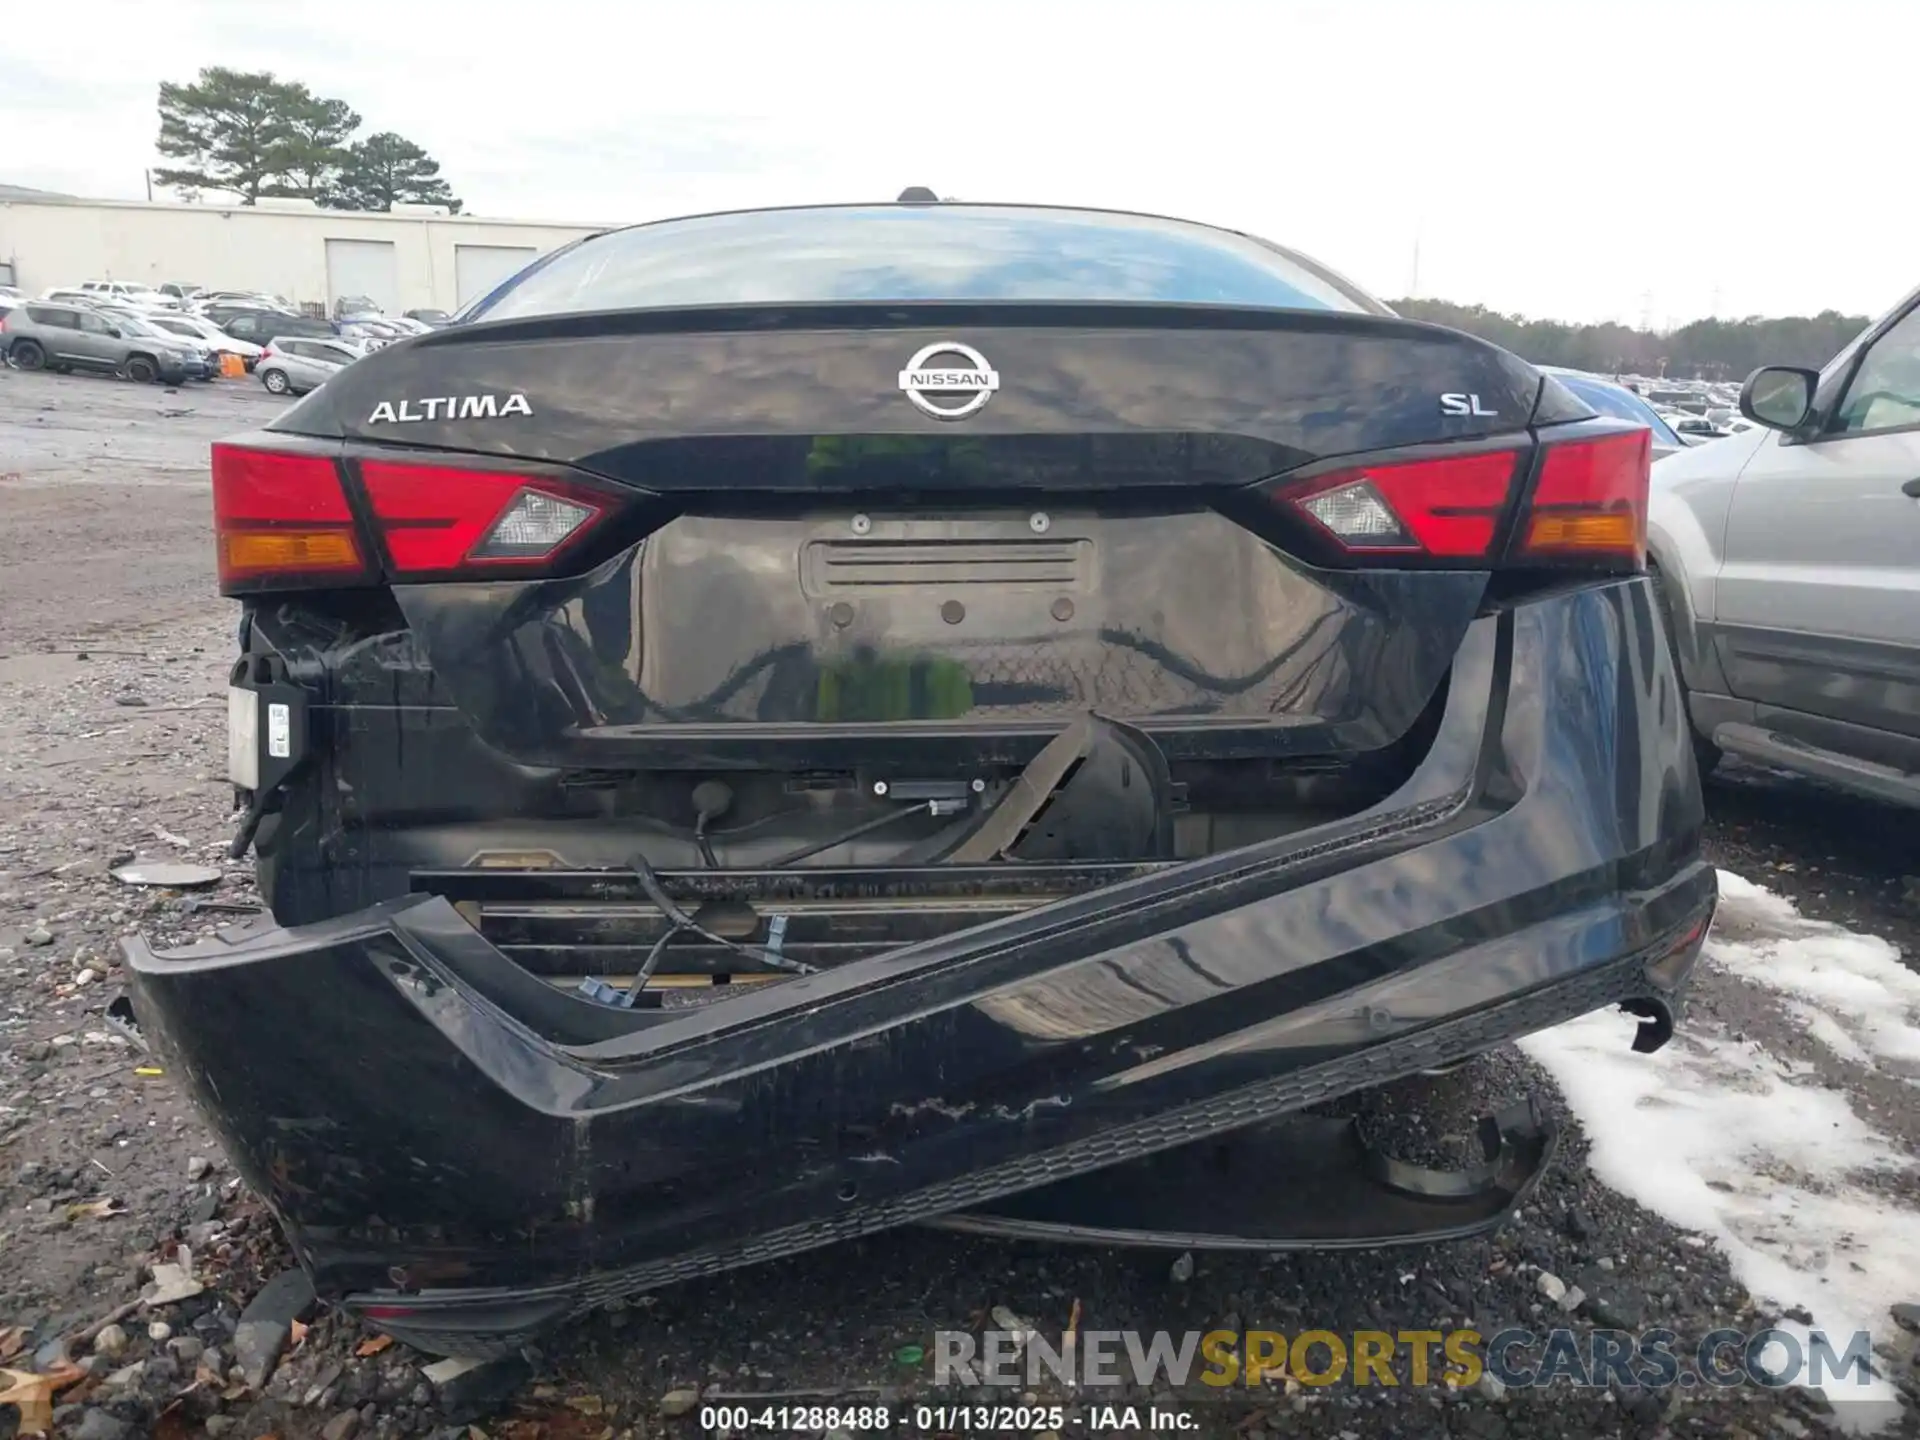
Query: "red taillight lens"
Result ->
[[1522, 429, 1649, 565], [212, 443, 367, 589], [1281, 448, 1523, 559], [359, 462, 607, 574]]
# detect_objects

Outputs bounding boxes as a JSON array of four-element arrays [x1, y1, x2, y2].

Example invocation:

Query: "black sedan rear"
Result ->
[[124, 200, 1713, 1356]]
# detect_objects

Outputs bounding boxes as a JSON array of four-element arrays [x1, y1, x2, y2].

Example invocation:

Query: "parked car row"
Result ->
[[0, 283, 423, 394], [1, 299, 216, 384]]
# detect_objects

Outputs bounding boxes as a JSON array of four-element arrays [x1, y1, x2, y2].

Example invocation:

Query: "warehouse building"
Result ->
[[0, 189, 610, 315]]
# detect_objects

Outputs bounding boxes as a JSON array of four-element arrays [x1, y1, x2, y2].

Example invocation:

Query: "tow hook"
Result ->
[[1620, 996, 1675, 1053]]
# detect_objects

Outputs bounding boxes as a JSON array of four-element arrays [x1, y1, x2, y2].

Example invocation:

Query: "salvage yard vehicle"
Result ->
[[77, 278, 181, 310], [126, 199, 1716, 1357], [149, 312, 265, 369], [0, 299, 204, 382], [195, 290, 293, 313], [1648, 282, 1920, 805], [256, 336, 360, 395], [1539, 365, 1687, 460], [84, 305, 219, 379], [214, 308, 340, 347], [337, 316, 408, 350], [1669, 413, 1731, 445]]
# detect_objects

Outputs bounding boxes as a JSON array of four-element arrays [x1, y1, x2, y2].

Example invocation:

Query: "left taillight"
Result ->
[[358, 462, 608, 575], [212, 442, 621, 594], [212, 443, 368, 591]]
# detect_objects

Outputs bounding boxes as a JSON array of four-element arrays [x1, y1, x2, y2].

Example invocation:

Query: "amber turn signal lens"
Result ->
[[219, 529, 363, 578], [1523, 510, 1641, 554]]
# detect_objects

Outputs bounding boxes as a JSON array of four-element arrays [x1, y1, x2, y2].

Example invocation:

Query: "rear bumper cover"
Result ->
[[125, 579, 1713, 1352]]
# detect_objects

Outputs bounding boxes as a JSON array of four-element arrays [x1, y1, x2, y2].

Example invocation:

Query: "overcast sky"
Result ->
[[5, 0, 1915, 326]]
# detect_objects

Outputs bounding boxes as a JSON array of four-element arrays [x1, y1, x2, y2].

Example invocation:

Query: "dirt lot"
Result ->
[[1, 366, 1916, 1440]]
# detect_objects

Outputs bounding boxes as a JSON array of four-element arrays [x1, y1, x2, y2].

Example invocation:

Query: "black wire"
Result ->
[[627, 852, 815, 977], [626, 921, 686, 999], [761, 801, 936, 867], [625, 801, 942, 995]]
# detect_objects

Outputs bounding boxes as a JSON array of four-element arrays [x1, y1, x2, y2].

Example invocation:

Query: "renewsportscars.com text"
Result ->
[[935, 1326, 1877, 1392]]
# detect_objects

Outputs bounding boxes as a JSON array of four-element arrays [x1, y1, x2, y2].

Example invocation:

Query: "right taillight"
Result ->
[[1267, 423, 1649, 572], [1283, 448, 1523, 559], [1520, 428, 1650, 566], [213, 443, 368, 591]]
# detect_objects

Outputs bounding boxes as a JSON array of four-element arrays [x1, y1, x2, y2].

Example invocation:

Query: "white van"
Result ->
[[77, 280, 180, 311]]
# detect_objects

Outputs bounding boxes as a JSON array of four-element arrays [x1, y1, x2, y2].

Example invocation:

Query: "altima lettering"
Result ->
[[367, 393, 534, 424], [1440, 393, 1497, 417]]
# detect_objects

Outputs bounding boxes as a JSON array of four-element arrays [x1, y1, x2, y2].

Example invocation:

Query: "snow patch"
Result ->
[[1521, 870, 1920, 1430], [1707, 869, 1920, 1080]]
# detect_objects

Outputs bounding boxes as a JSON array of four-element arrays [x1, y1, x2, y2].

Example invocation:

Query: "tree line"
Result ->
[[1391, 298, 1871, 381], [155, 67, 461, 213]]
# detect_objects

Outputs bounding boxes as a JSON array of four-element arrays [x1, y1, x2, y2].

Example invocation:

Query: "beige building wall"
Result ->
[[0, 196, 610, 313]]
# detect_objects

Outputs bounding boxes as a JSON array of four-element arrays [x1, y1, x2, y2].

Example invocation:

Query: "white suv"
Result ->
[[77, 280, 180, 311]]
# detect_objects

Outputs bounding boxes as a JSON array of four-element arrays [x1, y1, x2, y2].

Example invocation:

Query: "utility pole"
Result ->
[[144, 169, 153, 202], [1639, 289, 1654, 333]]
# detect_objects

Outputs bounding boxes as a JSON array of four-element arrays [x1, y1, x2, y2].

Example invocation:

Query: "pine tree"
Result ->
[[325, 132, 462, 213], [153, 67, 301, 203]]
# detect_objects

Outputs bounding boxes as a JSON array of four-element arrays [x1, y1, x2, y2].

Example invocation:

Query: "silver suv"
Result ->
[[1, 302, 206, 383], [1648, 283, 1920, 805]]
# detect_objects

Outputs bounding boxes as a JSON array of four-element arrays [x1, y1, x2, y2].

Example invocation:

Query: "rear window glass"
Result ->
[[470, 205, 1382, 321]]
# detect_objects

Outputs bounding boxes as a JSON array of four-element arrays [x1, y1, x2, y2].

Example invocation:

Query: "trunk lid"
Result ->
[[266, 305, 1565, 772]]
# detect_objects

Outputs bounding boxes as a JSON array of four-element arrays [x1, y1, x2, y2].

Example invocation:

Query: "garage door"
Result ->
[[324, 239, 399, 315], [455, 245, 539, 307]]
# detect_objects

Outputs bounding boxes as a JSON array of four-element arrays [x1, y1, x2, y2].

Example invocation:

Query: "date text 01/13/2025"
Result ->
[[694, 1404, 1194, 1432]]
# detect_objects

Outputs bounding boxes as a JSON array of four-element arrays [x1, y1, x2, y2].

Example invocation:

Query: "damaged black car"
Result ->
[[125, 198, 1715, 1356]]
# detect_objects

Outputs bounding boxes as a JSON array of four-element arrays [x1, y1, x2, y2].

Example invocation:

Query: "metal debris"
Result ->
[[111, 860, 223, 888]]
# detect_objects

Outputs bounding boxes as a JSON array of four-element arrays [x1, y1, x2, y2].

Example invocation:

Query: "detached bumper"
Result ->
[[124, 579, 1714, 1355]]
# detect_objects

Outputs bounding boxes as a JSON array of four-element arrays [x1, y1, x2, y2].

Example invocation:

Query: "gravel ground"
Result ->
[[1, 366, 1916, 1439]]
